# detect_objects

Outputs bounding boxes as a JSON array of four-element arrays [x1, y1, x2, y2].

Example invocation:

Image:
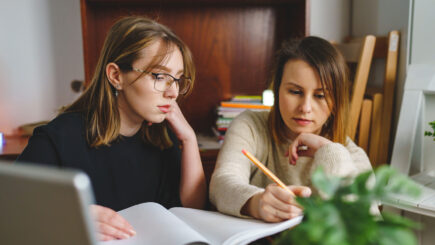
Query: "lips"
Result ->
[[293, 118, 312, 126], [158, 105, 171, 113]]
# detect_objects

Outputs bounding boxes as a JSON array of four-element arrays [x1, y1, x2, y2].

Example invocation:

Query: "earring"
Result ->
[[114, 84, 120, 97]]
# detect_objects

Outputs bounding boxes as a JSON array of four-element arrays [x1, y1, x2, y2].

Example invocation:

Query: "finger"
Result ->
[[261, 204, 286, 223], [105, 212, 136, 236], [295, 148, 316, 157], [94, 206, 135, 235], [265, 184, 297, 209], [97, 222, 132, 240], [289, 141, 299, 165], [263, 203, 302, 221], [97, 233, 116, 241], [288, 185, 312, 197], [273, 205, 303, 220]]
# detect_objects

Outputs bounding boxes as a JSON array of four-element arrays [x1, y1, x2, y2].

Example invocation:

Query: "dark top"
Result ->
[[17, 112, 182, 211]]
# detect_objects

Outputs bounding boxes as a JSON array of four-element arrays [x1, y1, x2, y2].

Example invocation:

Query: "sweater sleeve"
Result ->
[[209, 111, 265, 217], [310, 137, 373, 178]]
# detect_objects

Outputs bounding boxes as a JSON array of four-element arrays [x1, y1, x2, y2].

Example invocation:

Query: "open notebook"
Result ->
[[101, 202, 302, 245]]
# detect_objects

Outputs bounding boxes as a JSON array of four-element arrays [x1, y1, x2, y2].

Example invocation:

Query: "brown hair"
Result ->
[[268, 36, 349, 144], [63, 16, 195, 149]]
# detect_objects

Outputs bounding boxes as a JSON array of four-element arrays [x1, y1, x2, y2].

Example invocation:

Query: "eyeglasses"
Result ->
[[131, 67, 192, 95]]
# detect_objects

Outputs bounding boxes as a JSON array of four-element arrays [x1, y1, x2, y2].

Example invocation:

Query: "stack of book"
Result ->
[[214, 96, 272, 143]]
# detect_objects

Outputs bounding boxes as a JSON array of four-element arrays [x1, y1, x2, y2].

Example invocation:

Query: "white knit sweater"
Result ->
[[209, 110, 373, 217]]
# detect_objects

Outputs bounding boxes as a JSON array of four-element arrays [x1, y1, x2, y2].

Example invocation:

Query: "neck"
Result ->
[[117, 96, 143, 137]]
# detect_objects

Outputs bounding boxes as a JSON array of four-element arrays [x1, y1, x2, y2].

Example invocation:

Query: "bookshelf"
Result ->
[[80, 0, 308, 174]]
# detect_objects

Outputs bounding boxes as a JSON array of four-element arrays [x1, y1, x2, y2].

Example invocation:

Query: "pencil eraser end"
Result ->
[[241, 149, 247, 154]]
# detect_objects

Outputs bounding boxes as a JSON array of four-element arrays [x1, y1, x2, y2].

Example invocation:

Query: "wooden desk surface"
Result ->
[[0, 135, 29, 160]]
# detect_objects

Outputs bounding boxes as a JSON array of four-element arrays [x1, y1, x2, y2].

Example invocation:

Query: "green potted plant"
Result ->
[[274, 166, 421, 245], [424, 120, 435, 141]]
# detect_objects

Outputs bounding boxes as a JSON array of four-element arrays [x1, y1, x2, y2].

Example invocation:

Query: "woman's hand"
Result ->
[[242, 184, 311, 222], [165, 101, 196, 143], [287, 133, 332, 165], [90, 205, 136, 241], [165, 101, 206, 209]]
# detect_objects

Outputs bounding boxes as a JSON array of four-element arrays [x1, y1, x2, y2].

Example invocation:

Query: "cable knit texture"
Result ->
[[209, 110, 373, 217]]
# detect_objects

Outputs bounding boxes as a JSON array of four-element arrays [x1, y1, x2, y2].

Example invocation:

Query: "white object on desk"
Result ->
[[262, 89, 274, 106], [388, 64, 435, 216], [0, 132, 3, 146]]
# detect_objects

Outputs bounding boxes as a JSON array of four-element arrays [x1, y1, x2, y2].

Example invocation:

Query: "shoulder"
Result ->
[[343, 136, 364, 152], [231, 110, 269, 129], [34, 112, 85, 139]]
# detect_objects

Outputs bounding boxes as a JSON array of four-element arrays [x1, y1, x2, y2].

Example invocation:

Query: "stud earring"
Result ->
[[115, 90, 119, 97]]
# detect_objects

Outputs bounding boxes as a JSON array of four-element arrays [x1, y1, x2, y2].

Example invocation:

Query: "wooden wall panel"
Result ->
[[81, 0, 307, 134]]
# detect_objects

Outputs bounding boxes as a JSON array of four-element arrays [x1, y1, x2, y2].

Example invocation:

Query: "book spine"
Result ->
[[220, 102, 272, 110]]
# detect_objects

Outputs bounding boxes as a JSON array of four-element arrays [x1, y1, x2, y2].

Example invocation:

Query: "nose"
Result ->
[[163, 81, 179, 99], [299, 96, 312, 113]]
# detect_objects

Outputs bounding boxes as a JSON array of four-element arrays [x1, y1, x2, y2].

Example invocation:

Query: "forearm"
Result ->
[[179, 136, 206, 209], [209, 161, 264, 217]]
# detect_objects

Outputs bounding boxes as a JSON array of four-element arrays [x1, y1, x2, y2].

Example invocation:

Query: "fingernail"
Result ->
[[122, 233, 130, 239], [302, 189, 311, 197], [129, 229, 136, 235]]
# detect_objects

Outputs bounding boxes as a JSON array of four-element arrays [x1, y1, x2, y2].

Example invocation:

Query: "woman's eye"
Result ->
[[289, 89, 302, 95], [153, 74, 166, 81], [315, 94, 325, 99]]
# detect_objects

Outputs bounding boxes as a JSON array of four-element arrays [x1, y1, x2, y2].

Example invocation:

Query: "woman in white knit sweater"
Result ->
[[209, 36, 373, 222]]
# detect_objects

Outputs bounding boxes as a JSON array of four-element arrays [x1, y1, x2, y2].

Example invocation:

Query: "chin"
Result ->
[[145, 114, 166, 124], [289, 126, 317, 135]]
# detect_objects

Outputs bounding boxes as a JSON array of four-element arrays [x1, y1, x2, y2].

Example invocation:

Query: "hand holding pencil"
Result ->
[[241, 149, 311, 223]]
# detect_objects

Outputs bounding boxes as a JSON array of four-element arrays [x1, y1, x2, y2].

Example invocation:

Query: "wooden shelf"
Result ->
[[80, 0, 308, 135]]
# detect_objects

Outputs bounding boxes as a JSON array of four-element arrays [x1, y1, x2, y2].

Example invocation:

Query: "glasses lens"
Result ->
[[153, 73, 191, 94], [153, 74, 171, 92], [179, 77, 191, 95]]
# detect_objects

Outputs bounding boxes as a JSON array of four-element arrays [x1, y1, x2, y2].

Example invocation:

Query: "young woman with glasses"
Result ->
[[210, 36, 373, 222], [17, 16, 206, 241]]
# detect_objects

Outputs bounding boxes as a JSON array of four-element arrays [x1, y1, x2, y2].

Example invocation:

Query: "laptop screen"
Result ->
[[0, 161, 97, 245]]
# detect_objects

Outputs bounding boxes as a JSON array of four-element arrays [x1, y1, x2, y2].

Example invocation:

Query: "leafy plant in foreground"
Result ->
[[274, 166, 421, 245], [424, 120, 435, 141]]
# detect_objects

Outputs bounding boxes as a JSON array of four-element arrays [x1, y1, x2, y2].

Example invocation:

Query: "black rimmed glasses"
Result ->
[[131, 67, 192, 95]]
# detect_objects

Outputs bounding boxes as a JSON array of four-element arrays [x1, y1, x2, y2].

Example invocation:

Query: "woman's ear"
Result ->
[[106, 62, 123, 90]]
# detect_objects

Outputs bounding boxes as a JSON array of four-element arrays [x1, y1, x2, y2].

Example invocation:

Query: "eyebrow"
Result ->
[[151, 64, 183, 76], [284, 82, 324, 91]]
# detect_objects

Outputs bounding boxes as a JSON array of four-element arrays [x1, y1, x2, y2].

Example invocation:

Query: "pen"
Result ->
[[242, 149, 295, 196]]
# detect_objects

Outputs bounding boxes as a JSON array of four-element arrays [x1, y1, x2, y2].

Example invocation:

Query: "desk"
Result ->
[[0, 135, 29, 161]]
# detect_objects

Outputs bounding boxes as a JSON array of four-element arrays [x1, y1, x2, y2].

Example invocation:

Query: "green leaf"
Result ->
[[274, 166, 420, 245], [377, 226, 417, 245], [311, 166, 341, 198]]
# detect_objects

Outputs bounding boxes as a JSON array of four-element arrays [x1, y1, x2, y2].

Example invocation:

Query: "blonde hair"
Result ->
[[63, 16, 195, 149], [268, 36, 349, 144]]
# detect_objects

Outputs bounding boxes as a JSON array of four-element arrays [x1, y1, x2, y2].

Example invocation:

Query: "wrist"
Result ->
[[241, 193, 260, 218], [179, 132, 197, 146]]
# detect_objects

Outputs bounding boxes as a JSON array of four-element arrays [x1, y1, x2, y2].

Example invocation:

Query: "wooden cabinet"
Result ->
[[80, 0, 308, 167]]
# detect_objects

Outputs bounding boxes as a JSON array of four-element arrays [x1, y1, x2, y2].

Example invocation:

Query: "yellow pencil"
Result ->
[[242, 149, 295, 196]]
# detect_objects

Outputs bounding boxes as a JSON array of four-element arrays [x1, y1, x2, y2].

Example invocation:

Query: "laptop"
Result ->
[[0, 161, 98, 245]]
